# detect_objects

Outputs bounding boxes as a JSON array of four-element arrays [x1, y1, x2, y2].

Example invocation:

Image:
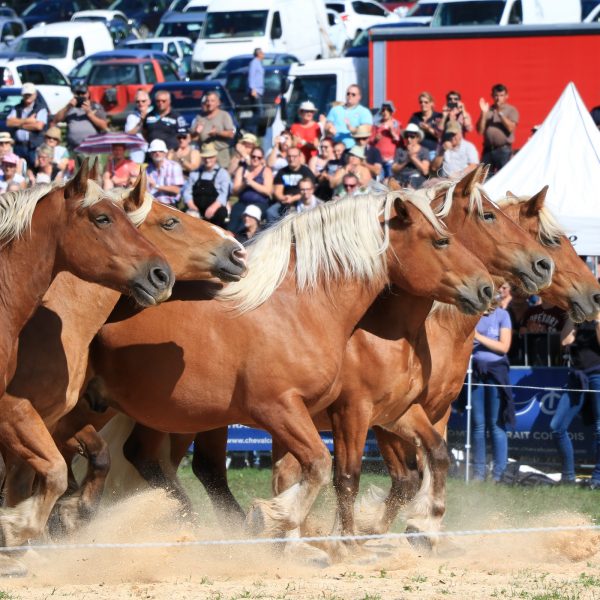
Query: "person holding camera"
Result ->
[[266, 130, 292, 177], [440, 90, 473, 135], [431, 121, 478, 178], [54, 84, 108, 159]]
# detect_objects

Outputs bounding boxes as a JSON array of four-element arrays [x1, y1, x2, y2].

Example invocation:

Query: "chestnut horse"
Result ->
[[0, 170, 247, 554], [80, 190, 493, 545], [0, 159, 173, 403], [351, 186, 600, 549]]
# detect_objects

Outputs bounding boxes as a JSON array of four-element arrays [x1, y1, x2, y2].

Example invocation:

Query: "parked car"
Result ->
[[225, 62, 292, 135], [71, 10, 140, 45], [344, 20, 427, 57], [0, 57, 72, 113], [0, 86, 24, 129], [0, 16, 25, 50], [154, 9, 206, 41], [206, 52, 298, 86], [122, 37, 193, 75], [21, 0, 98, 30], [150, 80, 236, 128], [108, 0, 169, 36], [326, 8, 351, 55], [16, 21, 114, 76], [83, 56, 181, 126], [69, 48, 181, 87], [394, 0, 439, 25], [325, 0, 400, 40], [182, 0, 209, 13]]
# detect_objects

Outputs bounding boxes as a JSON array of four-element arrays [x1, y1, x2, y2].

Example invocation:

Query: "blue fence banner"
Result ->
[[448, 366, 595, 467]]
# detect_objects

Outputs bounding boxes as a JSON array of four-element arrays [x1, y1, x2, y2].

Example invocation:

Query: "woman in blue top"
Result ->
[[471, 305, 513, 481]]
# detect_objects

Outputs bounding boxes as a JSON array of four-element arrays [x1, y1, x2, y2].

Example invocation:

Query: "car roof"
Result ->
[[23, 21, 108, 35], [126, 36, 192, 44], [0, 86, 22, 95], [85, 49, 172, 60], [0, 51, 46, 60], [89, 57, 157, 65], [0, 57, 60, 67], [72, 9, 127, 20]]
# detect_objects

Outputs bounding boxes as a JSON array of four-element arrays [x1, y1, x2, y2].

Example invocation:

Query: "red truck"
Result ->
[[369, 24, 600, 149]]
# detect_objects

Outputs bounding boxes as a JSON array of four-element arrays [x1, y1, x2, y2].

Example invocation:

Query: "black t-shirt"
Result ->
[[144, 109, 187, 151], [569, 321, 600, 372], [274, 165, 315, 196]]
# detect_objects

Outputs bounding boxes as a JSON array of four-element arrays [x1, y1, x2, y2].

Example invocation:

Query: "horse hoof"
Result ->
[[406, 525, 433, 555], [0, 556, 27, 578], [284, 541, 331, 568], [245, 501, 267, 537]]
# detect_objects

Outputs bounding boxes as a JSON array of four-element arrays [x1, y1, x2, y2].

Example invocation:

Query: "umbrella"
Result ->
[[75, 132, 148, 155]]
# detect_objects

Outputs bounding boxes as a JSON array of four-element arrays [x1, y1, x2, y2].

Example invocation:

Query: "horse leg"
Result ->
[[382, 404, 450, 553], [0, 394, 68, 548], [245, 396, 332, 542], [48, 425, 110, 537], [352, 426, 420, 536], [122, 423, 194, 516], [192, 428, 245, 526]]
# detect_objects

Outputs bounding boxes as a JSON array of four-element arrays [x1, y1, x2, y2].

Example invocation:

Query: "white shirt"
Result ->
[[442, 138, 479, 177]]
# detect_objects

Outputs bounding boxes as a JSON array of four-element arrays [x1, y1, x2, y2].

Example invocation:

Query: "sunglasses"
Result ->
[[135, 99, 149, 103], [405, 133, 418, 138], [250, 154, 263, 159], [419, 100, 431, 104], [288, 154, 301, 159], [45, 136, 60, 141], [346, 92, 358, 97], [299, 187, 313, 192], [344, 183, 357, 190]]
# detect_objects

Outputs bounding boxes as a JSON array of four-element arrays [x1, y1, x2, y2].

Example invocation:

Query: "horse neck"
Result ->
[[358, 289, 433, 341], [428, 306, 479, 346], [0, 191, 62, 339]]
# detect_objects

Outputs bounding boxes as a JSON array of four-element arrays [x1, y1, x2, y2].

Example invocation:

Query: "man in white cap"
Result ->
[[431, 120, 479, 178], [146, 139, 185, 207], [6, 82, 48, 167], [391, 123, 430, 189], [181, 142, 231, 227]]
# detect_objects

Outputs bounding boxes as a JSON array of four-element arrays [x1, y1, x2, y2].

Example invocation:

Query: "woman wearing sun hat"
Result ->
[[290, 100, 321, 163], [391, 123, 430, 189]]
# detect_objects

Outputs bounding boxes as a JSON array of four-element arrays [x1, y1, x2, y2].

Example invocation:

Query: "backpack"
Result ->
[[192, 168, 221, 215]]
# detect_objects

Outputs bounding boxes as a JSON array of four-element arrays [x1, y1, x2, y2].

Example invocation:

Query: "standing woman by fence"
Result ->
[[551, 317, 600, 487], [471, 306, 515, 482]]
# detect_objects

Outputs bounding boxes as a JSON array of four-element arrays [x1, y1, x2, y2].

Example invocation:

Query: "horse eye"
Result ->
[[483, 212, 496, 222], [94, 214, 111, 226], [433, 238, 450, 249], [162, 217, 179, 230]]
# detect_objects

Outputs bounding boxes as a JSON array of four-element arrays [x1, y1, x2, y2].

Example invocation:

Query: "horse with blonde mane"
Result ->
[[0, 170, 246, 567], [72, 189, 493, 548], [0, 159, 173, 405], [352, 184, 600, 550]]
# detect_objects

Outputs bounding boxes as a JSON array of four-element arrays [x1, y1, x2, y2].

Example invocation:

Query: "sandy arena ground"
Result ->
[[2, 489, 600, 600]]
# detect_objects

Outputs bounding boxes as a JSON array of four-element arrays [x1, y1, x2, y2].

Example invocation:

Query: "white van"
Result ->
[[191, 0, 332, 78], [430, 0, 581, 26], [16, 22, 114, 77]]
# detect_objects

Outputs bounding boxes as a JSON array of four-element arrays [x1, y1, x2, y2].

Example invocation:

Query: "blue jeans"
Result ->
[[471, 375, 508, 481], [550, 373, 600, 482]]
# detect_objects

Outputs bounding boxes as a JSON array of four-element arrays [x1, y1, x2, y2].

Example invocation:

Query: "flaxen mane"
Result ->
[[218, 191, 444, 313]]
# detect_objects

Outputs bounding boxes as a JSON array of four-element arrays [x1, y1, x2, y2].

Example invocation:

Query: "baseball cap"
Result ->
[[21, 82, 36, 96], [1, 152, 18, 165], [148, 139, 168, 153], [445, 121, 461, 135]]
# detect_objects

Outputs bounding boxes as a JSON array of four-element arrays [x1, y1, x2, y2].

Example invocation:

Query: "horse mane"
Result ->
[[218, 191, 444, 313], [431, 178, 491, 219], [103, 185, 154, 227], [496, 194, 564, 246]]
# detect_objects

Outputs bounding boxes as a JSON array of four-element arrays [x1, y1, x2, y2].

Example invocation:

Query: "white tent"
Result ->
[[485, 82, 600, 256]]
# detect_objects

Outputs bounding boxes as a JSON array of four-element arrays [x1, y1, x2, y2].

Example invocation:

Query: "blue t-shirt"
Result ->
[[326, 104, 373, 149], [473, 308, 512, 365]]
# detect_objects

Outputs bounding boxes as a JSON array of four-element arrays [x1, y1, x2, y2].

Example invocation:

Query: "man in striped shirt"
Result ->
[[146, 139, 185, 207]]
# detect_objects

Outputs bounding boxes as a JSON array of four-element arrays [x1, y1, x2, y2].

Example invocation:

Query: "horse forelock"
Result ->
[[496, 193, 564, 246], [396, 187, 448, 236], [104, 186, 153, 228], [218, 193, 397, 313], [0, 182, 55, 244], [433, 178, 495, 220]]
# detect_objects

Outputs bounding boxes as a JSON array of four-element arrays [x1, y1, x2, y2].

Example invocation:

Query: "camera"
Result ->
[[447, 101, 458, 110], [75, 96, 85, 108]]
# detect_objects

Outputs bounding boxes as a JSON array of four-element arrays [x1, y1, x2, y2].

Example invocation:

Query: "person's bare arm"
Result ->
[[273, 182, 286, 202], [474, 327, 511, 354]]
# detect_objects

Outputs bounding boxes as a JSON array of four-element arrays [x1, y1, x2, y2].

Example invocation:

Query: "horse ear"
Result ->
[[88, 156, 100, 183], [393, 196, 412, 226], [454, 164, 483, 197], [63, 158, 89, 199], [388, 177, 401, 191], [123, 167, 147, 213], [506, 190, 518, 199], [480, 164, 491, 184], [525, 185, 549, 217]]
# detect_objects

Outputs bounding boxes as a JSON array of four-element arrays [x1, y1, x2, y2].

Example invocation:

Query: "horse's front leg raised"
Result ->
[[0, 393, 68, 550], [246, 394, 332, 540], [381, 404, 449, 553]]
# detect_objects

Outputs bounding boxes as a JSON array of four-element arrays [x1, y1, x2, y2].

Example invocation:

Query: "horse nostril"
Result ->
[[149, 266, 170, 290], [594, 294, 600, 308], [480, 285, 493, 302], [232, 246, 247, 266], [536, 258, 552, 275]]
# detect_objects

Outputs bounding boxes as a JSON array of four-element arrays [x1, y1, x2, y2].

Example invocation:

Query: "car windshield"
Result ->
[[88, 63, 140, 85], [130, 42, 164, 51], [431, 1, 505, 26], [23, 1, 58, 16], [156, 21, 203, 40], [286, 74, 335, 123], [17, 36, 69, 59], [204, 10, 268, 39], [0, 92, 21, 117], [407, 2, 438, 17]]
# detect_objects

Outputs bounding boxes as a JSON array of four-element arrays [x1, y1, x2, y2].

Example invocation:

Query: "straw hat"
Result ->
[[199, 143, 218, 158], [352, 124, 372, 139], [0, 131, 14, 145]]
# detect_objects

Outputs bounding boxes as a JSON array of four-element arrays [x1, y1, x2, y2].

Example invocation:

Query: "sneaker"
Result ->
[[581, 479, 600, 490]]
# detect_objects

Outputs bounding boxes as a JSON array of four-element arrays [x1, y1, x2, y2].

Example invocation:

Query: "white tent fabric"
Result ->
[[485, 82, 600, 256]]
